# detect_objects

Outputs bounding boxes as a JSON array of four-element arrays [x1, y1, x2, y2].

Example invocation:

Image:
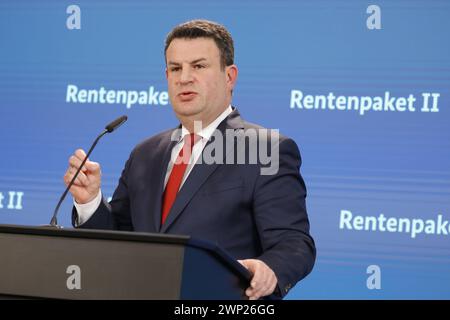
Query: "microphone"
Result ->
[[48, 115, 128, 228], [105, 115, 127, 133]]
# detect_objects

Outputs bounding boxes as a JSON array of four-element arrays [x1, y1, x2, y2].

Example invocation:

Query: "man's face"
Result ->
[[165, 37, 237, 126]]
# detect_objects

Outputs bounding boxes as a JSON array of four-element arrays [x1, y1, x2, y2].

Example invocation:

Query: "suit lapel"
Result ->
[[160, 108, 245, 233]]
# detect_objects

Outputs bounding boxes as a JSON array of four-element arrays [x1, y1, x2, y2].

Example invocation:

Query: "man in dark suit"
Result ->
[[64, 19, 315, 299]]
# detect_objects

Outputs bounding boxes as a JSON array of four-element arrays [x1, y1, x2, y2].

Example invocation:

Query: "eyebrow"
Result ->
[[168, 58, 208, 66]]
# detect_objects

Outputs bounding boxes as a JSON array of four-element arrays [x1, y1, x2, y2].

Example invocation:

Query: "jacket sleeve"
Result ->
[[253, 136, 316, 298]]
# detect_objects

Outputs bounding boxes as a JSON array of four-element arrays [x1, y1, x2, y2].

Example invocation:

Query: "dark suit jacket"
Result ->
[[73, 108, 316, 298]]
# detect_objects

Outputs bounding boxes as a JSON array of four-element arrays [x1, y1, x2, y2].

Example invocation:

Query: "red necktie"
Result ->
[[161, 133, 199, 225]]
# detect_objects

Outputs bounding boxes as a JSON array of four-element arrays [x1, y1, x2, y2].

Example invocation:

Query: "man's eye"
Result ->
[[194, 64, 205, 69], [170, 67, 181, 72]]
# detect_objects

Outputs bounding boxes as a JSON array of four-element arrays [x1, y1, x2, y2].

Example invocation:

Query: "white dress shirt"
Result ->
[[75, 105, 233, 225]]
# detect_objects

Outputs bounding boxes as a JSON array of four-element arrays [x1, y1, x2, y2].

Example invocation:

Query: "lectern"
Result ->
[[0, 224, 251, 299]]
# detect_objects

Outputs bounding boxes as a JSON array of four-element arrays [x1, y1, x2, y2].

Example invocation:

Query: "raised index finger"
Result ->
[[74, 149, 87, 161]]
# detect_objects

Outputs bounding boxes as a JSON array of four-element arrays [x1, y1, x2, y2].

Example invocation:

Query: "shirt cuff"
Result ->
[[73, 190, 102, 226]]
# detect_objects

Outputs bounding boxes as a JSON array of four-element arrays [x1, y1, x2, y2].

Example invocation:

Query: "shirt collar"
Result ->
[[179, 105, 233, 143]]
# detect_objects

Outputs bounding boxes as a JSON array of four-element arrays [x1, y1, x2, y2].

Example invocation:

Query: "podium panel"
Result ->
[[0, 225, 250, 299]]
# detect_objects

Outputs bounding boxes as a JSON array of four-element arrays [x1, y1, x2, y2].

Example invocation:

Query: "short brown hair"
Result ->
[[164, 19, 234, 70]]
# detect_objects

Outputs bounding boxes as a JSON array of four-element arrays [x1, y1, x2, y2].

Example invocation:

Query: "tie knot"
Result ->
[[184, 133, 201, 149]]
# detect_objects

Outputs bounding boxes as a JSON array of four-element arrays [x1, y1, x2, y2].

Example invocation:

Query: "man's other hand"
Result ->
[[238, 259, 278, 300]]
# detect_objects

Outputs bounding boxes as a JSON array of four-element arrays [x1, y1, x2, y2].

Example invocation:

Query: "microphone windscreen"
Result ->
[[105, 115, 128, 133]]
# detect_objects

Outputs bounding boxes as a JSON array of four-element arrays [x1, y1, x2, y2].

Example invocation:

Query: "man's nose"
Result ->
[[179, 66, 194, 84]]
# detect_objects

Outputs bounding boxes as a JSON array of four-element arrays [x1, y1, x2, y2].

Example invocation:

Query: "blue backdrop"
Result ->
[[1, 0, 449, 299]]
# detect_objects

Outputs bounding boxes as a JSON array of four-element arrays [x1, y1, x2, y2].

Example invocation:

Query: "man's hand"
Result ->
[[64, 149, 102, 204], [238, 259, 278, 300]]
